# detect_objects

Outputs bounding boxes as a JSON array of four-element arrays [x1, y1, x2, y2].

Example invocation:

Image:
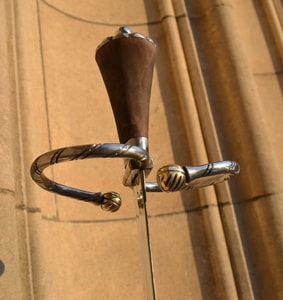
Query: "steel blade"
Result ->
[[134, 170, 156, 300]]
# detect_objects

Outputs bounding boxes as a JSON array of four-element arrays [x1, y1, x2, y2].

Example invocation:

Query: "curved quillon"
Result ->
[[156, 161, 240, 192], [30, 143, 152, 212], [30, 142, 240, 212]]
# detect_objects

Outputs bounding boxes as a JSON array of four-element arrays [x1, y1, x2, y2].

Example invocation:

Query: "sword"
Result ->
[[95, 26, 157, 299], [30, 27, 240, 299]]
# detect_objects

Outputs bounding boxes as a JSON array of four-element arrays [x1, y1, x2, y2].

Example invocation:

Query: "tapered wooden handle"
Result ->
[[95, 28, 156, 143]]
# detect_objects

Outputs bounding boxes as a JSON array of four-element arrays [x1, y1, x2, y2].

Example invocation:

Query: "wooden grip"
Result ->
[[95, 33, 156, 143]]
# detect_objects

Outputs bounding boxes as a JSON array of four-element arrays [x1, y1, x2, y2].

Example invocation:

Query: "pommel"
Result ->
[[96, 26, 156, 50]]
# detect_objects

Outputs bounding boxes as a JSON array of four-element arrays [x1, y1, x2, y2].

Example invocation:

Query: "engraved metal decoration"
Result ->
[[156, 161, 240, 192], [30, 26, 240, 299], [30, 143, 239, 211], [30, 143, 151, 212], [30, 27, 240, 212]]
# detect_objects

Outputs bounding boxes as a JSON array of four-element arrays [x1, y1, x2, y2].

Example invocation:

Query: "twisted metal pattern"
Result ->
[[30, 143, 152, 211], [30, 143, 240, 211]]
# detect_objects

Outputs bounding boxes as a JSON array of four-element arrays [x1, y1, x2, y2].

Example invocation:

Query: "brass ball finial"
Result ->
[[156, 165, 187, 192], [101, 192, 122, 212]]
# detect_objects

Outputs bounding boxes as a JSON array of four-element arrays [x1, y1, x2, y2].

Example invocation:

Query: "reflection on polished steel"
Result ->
[[156, 161, 240, 192], [30, 141, 240, 212], [123, 137, 152, 187], [30, 143, 152, 212]]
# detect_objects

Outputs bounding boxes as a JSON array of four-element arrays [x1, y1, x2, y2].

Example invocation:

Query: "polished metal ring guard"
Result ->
[[30, 27, 240, 213]]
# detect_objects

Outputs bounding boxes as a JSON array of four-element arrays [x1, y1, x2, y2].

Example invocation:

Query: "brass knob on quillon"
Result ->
[[156, 165, 187, 192], [156, 161, 240, 192], [101, 192, 122, 212]]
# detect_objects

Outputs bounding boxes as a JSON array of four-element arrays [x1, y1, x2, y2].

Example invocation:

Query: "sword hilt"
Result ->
[[30, 27, 240, 213]]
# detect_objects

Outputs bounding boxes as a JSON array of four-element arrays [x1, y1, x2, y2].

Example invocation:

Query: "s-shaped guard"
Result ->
[[30, 27, 240, 213]]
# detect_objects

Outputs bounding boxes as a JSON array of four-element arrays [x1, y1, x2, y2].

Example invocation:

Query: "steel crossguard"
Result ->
[[30, 142, 239, 212], [30, 27, 240, 213]]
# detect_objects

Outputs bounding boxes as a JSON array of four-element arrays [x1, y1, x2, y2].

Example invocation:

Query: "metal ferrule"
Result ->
[[125, 137, 149, 152], [123, 137, 153, 187]]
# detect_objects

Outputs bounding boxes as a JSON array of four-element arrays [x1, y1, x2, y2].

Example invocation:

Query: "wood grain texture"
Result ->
[[96, 37, 156, 143]]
